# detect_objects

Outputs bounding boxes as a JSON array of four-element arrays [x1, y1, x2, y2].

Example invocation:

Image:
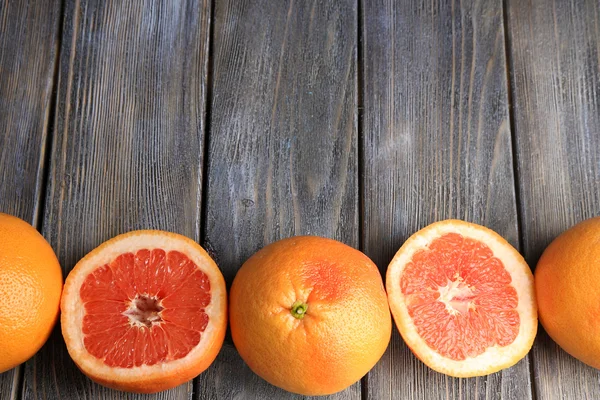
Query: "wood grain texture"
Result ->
[[20, 0, 211, 399], [0, 1, 61, 399], [197, 0, 358, 398], [362, 0, 532, 399], [507, 0, 600, 399]]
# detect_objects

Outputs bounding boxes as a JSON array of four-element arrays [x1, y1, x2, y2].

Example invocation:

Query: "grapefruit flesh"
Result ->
[[402, 233, 519, 360], [61, 231, 226, 393], [80, 250, 210, 367], [387, 220, 537, 377]]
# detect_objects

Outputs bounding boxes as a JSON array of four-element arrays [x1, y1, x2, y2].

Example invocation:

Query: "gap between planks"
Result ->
[[13, 0, 67, 399], [195, 0, 216, 396], [501, 1, 537, 400], [357, 0, 368, 399]]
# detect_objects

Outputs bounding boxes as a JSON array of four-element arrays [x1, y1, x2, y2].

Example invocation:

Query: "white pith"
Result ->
[[386, 221, 537, 377], [61, 231, 226, 381], [437, 277, 474, 315], [123, 295, 164, 327]]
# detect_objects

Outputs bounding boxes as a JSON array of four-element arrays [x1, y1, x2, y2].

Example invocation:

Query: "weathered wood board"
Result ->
[[198, 0, 359, 398], [361, 0, 532, 399], [507, 0, 600, 398], [0, 1, 62, 398], [20, 0, 211, 399]]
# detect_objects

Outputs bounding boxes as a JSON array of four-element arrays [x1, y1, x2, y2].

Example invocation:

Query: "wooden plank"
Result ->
[[506, 0, 600, 398], [197, 0, 358, 398], [20, 0, 211, 399], [362, 0, 533, 399], [0, 0, 62, 399]]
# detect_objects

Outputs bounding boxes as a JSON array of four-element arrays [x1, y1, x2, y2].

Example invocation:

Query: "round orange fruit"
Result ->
[[0, 212, 63, 373], [60, 230, 227, 393], [535, 216, 600, 369], [386, 220, 537, 377], [229, 236, 391, 396]]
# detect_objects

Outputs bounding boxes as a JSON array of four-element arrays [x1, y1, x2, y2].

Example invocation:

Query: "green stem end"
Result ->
[[290, 300, 308, 319]]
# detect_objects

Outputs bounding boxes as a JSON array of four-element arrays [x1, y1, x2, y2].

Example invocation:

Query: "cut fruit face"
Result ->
[[61, 231, 227, 393], [386, 220, 537, 377]]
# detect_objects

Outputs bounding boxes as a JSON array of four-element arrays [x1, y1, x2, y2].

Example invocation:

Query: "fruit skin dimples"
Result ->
[[60, 230, 227, 393], [0, 213, 63, 374], [386, 219, 537, 377]]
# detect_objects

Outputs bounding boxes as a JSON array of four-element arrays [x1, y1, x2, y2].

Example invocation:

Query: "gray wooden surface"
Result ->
[[506, 0, 600, 399], [0, 0, 62, 398], [0, 0, 599, 399], [361, 0, 531, 399], [198, 0, 359, 398], [17, 0, 211, 399]]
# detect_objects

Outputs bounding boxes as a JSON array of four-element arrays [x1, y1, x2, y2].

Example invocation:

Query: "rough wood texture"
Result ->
[[0, 1, 61, 398], [0, 0, 60, 223], [507, 0, 600, 399], [362, 0, 532, 399], [198, 0, 358, 398], [20, 0, 211, 399]]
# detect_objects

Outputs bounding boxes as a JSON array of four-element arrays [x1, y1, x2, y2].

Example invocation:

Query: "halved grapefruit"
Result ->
[[386, 220, 537, 377], [61, 230, 227, 393]]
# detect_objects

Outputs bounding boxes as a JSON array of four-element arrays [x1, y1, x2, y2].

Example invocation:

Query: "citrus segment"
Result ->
[[61, 231, 226, 393], [387, 220, 537, 377]]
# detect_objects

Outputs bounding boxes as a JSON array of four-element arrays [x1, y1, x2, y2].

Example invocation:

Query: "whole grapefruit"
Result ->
[[0, 212, 63, 373], [229, 236, 391, 395], [535, 216, 600, 369]]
